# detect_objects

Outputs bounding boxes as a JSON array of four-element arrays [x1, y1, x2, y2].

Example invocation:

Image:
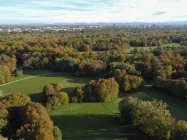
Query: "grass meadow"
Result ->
[[1, 70, 187, 140]]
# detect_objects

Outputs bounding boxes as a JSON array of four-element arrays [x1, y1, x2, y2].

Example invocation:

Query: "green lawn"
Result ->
[[1, 70, 187, 140], [49, 101, 150, 140], [0, 70, 98, 102], [126, 43, 181, 54]]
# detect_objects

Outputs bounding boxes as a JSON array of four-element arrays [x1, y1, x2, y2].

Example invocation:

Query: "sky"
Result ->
[[0, 0, 187, 24]]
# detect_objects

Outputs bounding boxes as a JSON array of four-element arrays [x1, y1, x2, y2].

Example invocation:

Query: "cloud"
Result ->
[[0, 0, 187, 24], [152, 11, 166, 16]]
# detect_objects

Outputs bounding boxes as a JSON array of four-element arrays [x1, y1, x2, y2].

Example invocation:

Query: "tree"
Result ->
[[119, 97, 174, 139], [132, 100, 173, 139], [53, 126, 62, 140], [115, 74, 144, 92], [46, 92, 69, 110], [43, 84, 56, 97], [170, 120, 187, 140], [83, 78, 119, 102], [73, 87, 84, 103]]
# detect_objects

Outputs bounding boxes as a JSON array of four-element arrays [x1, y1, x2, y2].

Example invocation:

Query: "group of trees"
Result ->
[[73, 78, 119, 102], [0, 93, 62, 140], [0, 27, 187, 139], [0, 55, 16, 84], [0, 28, 186, 84], [110, 69, 144, 92], [119, 97, 187, 140], [153, 76, 187, 99], [43, 83, 69, 110]]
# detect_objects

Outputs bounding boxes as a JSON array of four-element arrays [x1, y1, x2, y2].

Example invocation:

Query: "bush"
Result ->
[[83, 78, 119, 102]]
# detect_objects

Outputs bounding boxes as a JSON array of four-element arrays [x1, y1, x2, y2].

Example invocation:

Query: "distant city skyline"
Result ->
[[0, 0, 187, 24]]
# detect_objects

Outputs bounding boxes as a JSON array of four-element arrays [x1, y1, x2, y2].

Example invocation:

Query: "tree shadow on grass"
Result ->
[[29, 92, 44, 103], [51, 114, 150, 140]]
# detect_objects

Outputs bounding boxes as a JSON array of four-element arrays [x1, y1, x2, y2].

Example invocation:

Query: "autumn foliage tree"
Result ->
[[0, 93, 62, 140], [83, 78, 119, 102], [115, 73, 144, 92], [43, 83, 69, 110]]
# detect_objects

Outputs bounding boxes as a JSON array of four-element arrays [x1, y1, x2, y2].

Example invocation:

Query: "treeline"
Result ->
[[0, 93, 62, 140], [119, 97, 187, 140], [0, 55, 16, 84], [153, 76, 187, 99]]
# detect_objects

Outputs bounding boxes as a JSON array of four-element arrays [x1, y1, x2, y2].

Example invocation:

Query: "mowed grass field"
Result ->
[[0, 70, 98, 102], [1, 70, 187, 140]]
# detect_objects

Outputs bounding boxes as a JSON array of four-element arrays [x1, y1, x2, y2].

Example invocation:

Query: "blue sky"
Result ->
[[0, 0, 187, 24]]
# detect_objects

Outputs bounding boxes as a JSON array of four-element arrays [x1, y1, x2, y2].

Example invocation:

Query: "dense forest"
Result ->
[[0, 27, 187, 139]]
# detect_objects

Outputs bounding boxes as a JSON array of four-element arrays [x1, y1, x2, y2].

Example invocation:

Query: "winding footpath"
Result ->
[[0, 73, 55, 87]]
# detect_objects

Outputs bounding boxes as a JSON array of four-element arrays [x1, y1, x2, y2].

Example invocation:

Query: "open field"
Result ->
[[126, 43, 181, 54], [0, 70, 98, 102], [1, 70, 187, 139], [49, 101, 150, 140]]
